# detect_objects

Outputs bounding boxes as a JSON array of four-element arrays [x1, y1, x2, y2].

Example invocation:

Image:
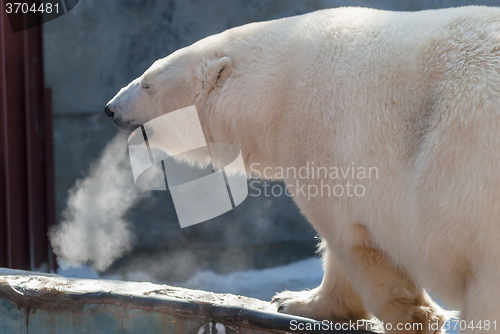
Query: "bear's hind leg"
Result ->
[[460, 262, 500, 334]]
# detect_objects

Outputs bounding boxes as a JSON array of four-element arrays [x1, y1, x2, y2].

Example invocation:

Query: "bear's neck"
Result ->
[[197, 102, 283, 176]]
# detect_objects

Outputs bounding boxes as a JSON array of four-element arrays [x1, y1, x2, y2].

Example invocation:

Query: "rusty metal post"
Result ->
[[0, 6, 55, 271]]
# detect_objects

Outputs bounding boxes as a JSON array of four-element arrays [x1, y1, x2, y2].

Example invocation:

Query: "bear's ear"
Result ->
[[203, 56, 234, 90]]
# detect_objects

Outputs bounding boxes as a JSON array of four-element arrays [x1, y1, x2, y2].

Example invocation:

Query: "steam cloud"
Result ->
[[50, 133, 150, 271]]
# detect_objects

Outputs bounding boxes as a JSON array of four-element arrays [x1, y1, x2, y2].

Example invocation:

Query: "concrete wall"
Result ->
[[43, 0, 499, 278]]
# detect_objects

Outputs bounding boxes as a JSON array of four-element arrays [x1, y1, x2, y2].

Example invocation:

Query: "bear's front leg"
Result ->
[[272, 241, 369, 322], [332, 225, 448, 334]]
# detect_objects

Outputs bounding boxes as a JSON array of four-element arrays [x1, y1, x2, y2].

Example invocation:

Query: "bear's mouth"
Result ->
[[113, 118, 141, 133]]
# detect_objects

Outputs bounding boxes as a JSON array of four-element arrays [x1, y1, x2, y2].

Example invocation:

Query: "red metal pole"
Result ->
[[44, 87, 57, 273], [0, 7, 55, 271], [24, 22, 51, 271], [0, 4, 8, 268], [1, 7, 31, 270]]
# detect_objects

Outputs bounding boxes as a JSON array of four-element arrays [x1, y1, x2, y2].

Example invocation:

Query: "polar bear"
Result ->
[[105, 6, 500, 333]]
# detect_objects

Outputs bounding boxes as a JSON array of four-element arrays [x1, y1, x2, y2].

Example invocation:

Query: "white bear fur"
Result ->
[[107, 6, 500, 333]]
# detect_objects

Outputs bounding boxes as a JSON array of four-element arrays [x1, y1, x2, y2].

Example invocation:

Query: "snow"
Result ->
[[57, 257, 324, 301], [57, 262, 108, 280], [177, 257, 324, 301]]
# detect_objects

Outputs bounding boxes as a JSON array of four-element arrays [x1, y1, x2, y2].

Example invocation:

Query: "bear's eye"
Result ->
[[141, 82, 150, 90]]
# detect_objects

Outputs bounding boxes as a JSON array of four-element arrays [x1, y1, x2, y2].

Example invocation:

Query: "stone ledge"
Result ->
[[0, 269, 378, 334]]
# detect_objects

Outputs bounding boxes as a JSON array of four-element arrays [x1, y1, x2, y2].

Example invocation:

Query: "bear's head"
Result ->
[[105, 24, 285, 173], [104, 44, 234, 134]]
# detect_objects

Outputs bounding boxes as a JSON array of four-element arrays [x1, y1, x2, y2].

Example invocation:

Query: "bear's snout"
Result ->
[[104, 105, 114, 118], [104, 103, 137, 132]]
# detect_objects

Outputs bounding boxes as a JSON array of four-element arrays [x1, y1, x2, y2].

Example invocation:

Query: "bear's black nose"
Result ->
[[104, 105, 114, 118]]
